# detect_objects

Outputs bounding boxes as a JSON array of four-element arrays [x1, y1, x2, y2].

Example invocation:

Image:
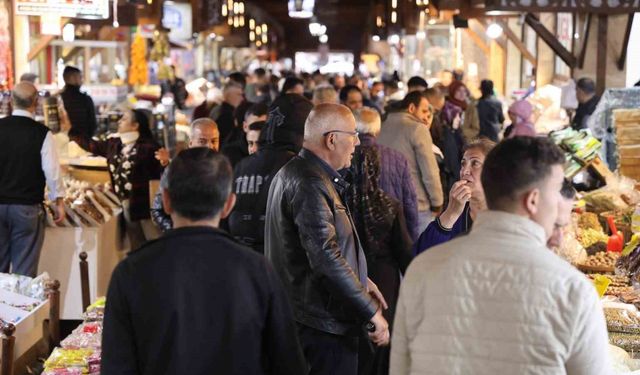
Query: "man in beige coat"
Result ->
[[391, 137, 612, 375], [378, 91, 443, 232]]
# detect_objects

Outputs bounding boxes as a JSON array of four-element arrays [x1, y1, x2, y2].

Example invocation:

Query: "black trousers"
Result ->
[[298, 324, 359, 375]]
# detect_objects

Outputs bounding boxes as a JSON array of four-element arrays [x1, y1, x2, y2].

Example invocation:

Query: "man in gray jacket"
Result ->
[[378, 91, 443, 232]]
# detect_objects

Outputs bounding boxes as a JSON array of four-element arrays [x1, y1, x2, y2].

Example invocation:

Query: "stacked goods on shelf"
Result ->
[[43, 298, 105, 375], [550, 128, 602, 177], [0, 272, 50, 324], [45, 178, 121, 228], [614, 109, 640, 181]]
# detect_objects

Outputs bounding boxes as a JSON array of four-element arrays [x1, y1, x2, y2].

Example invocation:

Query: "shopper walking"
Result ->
[[346, 134, 413, 375], [150, 118, 220, 233], [353, 108, 419, 240], [102, 148, 305, 375], [69, 108, 163, 250], [0, 82, 65, 277], [266, 104, 390, 375], [60, 66, 98, 138], [228, 94, 313, 253], [209, 82, 244, 145], [378, 91, 443, 231], [222, 102, 268, 166], [476, 79, 504, 142], [413, 139, 495, 254], [391, 137, 612, 375]]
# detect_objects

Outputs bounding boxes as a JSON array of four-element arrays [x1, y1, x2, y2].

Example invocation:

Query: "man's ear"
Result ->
[[408, 103, 416, 114], [523, 188, 540, 217], [161, 188, 173, 215], [324, 133, 336, 150], [220, 193, 237, 219]]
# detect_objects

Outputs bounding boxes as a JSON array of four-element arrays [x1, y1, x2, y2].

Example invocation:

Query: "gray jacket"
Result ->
[[378, 112, 443, 212]]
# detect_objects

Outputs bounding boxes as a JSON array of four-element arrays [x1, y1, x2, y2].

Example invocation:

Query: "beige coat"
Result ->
[[391, 211, 612, 375], [378, 112, 443, 212]]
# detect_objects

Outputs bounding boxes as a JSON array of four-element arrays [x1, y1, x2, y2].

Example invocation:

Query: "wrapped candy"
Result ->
[[44, 348, 94, 373]]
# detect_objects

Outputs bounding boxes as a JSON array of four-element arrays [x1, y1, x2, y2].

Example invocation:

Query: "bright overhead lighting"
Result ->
[[416, 31, 426, 40], [249, 18, 255, 30], [62, 24, 75, 42], [391, 11, 397, 24], [262, 24, 268, 33], [288, 0, 314, 18], [319, 34, 328, 43], [486, 22, 503, 39], [428, 18, 436, 25], [372, 35, 381, 42], [391, 0, 397, 9], [388, 34, 400, 44], [249, 31, 255, 41], [221, 4, 227, 17]]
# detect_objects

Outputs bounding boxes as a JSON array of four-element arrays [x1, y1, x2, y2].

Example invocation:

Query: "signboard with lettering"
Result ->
[[15, 0, 109, 19], [162, 2, 192, 41]]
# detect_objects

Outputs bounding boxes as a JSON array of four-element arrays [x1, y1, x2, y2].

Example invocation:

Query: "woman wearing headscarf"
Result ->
[[505, 100, 537, 138], [68, 108, 164, 249], [447, 80, 480, 142], [346, 145, 413, 375], [435, 89, 466, 199]]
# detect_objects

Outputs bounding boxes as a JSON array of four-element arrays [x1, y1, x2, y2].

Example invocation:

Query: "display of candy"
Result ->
[[61, 322, 103, 350], [0, 272, 49, 300], [44, 348, 94, 372]]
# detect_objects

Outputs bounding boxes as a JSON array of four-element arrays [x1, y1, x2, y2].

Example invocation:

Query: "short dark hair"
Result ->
[[424, 86, 444, 101], [400, 91, 426, 110], [228, 72, 247, 88], [481, 137, 565, 210], [167, 148, 233, 221], [63, 66, 81, 82], [576, 77, 596, 94], [480, 79, 494, 98], [281, 77, 304, 95], [245, 103, 269, 119], [339, 85, 362, 103], [408, 76, 428, 89], [254, 68, 266, 77], [561, 178, 576, 200], [249, 121, 265, 132]]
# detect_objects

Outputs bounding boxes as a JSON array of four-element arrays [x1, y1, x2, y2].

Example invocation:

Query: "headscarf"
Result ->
[[447, 80, 468, 110], [441, 100, 463, 126], [507, 100, 536, 138]]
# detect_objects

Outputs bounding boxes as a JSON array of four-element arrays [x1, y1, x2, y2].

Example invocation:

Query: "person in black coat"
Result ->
[[102, 148, 305, 375], [476, 79, 504, 142], [60, 66, 98, 138], [346, 145, 413, 375], [227, 94, 312, 253], [67, 108, 163, 249]]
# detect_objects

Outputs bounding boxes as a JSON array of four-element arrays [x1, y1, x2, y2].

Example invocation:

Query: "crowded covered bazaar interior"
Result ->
[[2, 0, 640, 374]]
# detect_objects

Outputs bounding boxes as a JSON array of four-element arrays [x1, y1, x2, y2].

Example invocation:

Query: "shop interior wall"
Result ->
[[573, 14, 629, 89]]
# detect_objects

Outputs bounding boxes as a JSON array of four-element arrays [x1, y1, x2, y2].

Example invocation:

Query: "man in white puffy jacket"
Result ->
[[391, 137, 612, 375]]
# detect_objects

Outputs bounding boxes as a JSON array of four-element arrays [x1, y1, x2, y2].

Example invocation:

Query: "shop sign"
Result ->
[[14, 0, 108, 19], [162, 2, 192, 41]]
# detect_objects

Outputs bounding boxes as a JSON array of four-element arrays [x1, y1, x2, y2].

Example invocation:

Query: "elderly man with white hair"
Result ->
[[354, 108, 419, 241], [266, 103, 390, 375]]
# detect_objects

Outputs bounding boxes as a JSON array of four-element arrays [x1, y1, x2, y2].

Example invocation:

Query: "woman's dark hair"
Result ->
[[131, 109, 153, 140], [167, 148, 233, 221], [480, 79, 494, 99], [481, 137, 565, 210], [561, 178, 576, 200]]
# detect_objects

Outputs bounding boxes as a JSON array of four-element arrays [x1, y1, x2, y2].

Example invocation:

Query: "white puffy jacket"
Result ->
[[391, 211, 612, 375]]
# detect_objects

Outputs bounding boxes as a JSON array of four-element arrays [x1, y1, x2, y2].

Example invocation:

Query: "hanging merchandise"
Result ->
[[128, 33, 149, 86], [0, 0, 13, 89], [150, 30, 171, 80]]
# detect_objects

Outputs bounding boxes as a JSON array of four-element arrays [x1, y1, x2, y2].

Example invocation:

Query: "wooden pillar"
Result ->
[[1, 322, 15, 375], [80, 251, 91, 313], [596, 15, 607, 96]]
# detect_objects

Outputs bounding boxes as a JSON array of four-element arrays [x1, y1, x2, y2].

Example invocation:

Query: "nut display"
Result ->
[[605, 308, 640, 334], [582, 252, 621, 269]]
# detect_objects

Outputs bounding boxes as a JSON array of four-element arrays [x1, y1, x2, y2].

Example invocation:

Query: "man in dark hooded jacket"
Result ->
[[227, 94, 314, 253]]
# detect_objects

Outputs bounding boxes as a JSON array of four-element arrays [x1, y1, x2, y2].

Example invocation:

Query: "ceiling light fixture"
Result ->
[[288, 0, 314, 18], [388, 34, 400, 44], [486, 22, 503, 39], [372, 35, 381, 42], [391, 11, 397, 24], [319, 34, 328, 43]]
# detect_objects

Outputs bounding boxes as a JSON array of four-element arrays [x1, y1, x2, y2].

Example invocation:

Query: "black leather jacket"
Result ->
[[265, 148, 377, 336]]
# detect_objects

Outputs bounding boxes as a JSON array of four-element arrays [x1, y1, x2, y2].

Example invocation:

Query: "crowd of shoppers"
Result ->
[[1, 66, 614, 375]]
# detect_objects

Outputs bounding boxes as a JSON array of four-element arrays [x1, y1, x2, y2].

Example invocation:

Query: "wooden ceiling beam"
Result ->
[[577, 13, 592, 69], [497, 19, 536, 66], [524, 13, 576, 68], [464, 27, 490, 56], [617, 13, 634, 70]]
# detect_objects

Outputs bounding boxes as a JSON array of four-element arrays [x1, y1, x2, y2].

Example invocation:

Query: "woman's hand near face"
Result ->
[[438, 180, 471, 229]]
